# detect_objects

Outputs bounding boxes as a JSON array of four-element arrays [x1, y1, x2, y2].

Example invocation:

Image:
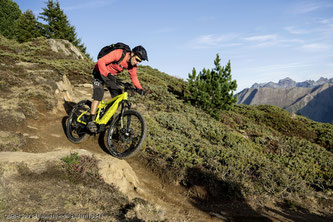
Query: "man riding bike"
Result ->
[[87, 45, 148, 133]]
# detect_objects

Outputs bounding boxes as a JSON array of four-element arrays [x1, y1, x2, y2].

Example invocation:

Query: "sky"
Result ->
[[14, 0, 333, 92]]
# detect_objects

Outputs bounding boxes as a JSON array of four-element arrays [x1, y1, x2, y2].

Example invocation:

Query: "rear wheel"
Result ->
[[106, 109, 146, 159], [66, 100, 91, 143]]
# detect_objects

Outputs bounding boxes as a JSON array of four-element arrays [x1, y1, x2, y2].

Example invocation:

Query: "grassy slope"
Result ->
[[135, 66, 333, 197], [0, 35, 93, 130], [1, 36, 332, 213]]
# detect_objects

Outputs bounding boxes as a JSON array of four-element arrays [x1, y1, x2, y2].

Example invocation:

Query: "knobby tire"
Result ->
[[107, 109, 146, 159], [66, 100, 91, 143]]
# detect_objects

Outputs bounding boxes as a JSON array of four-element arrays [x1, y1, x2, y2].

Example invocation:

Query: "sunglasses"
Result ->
[[134, 56, 142, 63]]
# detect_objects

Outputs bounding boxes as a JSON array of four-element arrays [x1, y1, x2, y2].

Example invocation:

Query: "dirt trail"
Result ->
[[17, 108, 221, 221]]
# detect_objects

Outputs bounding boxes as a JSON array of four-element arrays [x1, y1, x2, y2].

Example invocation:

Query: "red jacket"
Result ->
[[96, 49, 143, 89]]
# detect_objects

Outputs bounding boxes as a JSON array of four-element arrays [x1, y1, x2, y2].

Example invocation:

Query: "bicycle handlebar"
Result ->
[[116, 80, 144, 95]]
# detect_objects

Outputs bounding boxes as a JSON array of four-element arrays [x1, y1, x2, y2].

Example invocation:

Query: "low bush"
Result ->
[[62, 153, 100, 183]]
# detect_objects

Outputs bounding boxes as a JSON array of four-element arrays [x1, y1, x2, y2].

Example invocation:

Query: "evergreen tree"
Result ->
[[186, 54, 238, 119], [16, 10, 43, 43], [39, 0, 87, 54], [0, 0, 21, 39]]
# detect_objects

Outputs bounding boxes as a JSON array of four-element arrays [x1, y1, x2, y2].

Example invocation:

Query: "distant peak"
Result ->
[[280, 77, 293, 81], [278, 77, 296, 87], [318, 77, 328, 81]]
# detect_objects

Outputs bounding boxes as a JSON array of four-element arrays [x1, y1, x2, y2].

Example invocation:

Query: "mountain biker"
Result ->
[[87, 45, 148, 133]]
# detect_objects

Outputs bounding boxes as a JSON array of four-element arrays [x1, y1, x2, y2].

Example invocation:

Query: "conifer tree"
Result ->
[[16, 10, 43, 43], [186, 54, 237, 119], [0, 0, 21, 39], [39, 0, 87, 54]]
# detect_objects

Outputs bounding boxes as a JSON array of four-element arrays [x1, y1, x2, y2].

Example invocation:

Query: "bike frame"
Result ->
[[77, 91, 130, 126]]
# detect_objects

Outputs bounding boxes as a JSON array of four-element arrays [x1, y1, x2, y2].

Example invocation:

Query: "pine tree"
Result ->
[[16, 10, 43, 43], [39, 0, 87, 55], [0, 0, 21, 39], [186, 54, 238, 119]]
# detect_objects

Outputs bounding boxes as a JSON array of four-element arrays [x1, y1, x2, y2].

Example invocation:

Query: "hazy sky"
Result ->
[[14, 0, 333, 91]]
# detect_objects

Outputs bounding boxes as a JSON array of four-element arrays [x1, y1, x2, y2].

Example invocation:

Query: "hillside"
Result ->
[[237, 78, 333, 123], [1, 35, 333, 221]]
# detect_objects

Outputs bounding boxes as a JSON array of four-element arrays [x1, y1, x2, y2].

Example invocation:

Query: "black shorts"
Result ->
[[92, 68, 122, 101]]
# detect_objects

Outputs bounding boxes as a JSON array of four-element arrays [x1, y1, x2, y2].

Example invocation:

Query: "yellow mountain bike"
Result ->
[[66, 82, 147, 159]]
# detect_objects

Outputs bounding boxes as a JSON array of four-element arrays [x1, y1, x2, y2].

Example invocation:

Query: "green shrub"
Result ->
[[185, 54, 237, 119]]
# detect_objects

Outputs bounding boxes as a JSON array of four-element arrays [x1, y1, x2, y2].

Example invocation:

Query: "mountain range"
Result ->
[[251, 77, 333, 89], [237, 77, 333, 123]]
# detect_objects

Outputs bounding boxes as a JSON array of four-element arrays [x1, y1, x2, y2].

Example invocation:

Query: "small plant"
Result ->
[[62, 152, 81, 166], [61, 152, 100, 183]]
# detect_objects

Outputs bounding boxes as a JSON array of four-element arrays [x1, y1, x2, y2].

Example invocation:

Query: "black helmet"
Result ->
[[132, 45, 148, 61]]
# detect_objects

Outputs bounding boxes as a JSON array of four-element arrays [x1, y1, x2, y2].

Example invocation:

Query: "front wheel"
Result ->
[[66, 100, 91, 143], [106, 109, 147, 159]]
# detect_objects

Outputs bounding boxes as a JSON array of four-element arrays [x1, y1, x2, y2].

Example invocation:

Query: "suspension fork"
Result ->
[[120, 100, 131, 129]]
